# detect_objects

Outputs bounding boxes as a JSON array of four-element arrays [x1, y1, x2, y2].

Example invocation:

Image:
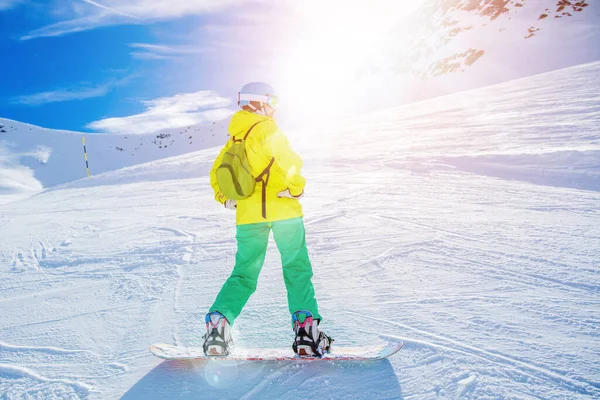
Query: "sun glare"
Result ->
[[274, 1, 416, 123]]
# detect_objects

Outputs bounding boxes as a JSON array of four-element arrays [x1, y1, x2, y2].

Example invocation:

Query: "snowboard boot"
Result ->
[[292, 310, 333, 357], [202, 311, 233, 356]]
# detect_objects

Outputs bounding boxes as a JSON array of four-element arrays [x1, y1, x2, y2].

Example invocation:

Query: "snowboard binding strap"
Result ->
[[292, 311, 332, 357], [203, 312, 231, 356]]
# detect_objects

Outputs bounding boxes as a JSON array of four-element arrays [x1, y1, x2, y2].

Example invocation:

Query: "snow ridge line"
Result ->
[[0, 340, 94, 355], [304, 210, 346, 226], [442, 253, 600, 293], [416, 243, 600, 294], [0, 281, 108, 305], [347, 311, 599, 395], [0, 300, 157, 331], [0, 363, 93, 393], [152, 227, 194, 238], [373, 214, 489, 244]]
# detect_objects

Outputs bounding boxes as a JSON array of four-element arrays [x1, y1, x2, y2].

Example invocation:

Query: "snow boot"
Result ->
[[292, 310, 332, 357], [202, 311, 233, 356]]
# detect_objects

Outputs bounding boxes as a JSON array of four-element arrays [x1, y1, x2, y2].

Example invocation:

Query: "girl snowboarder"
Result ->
[[204, 82, 332, 357]]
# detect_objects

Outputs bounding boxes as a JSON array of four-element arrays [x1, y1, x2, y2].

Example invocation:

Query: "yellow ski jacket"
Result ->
[[210, 110, 305, 225]]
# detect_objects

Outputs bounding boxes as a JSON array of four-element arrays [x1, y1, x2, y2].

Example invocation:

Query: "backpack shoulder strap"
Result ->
[[231, 120, 263, 142], [243, 120, 263, 140]]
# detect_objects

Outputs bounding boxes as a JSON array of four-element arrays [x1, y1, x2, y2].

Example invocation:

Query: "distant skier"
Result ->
[[204, 82, 332, 357]]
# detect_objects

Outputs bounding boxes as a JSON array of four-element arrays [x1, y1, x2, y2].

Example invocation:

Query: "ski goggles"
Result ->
[[238, 93, 279, 108]]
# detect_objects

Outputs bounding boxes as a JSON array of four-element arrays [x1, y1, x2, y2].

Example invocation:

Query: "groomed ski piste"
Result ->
[[0, 62, 599, 399]]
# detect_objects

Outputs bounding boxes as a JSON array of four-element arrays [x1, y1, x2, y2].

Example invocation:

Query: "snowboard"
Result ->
[[150, 341, 403, 361]]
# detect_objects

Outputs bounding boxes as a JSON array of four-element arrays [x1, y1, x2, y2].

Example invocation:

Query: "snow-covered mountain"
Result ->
[[0, 62, 599, 399], [351, 0, 599, 118], [396, 0, 599, 79], [0, 117, 230, 203]]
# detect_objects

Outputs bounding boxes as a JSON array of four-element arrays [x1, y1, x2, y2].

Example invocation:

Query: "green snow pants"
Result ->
[[210, 217, 321, 325]]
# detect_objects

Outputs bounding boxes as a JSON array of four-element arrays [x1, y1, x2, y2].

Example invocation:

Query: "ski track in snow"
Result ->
[[0, 62, 599, 399], [0, 363, 93, 399], [352, 313, 599, 395]]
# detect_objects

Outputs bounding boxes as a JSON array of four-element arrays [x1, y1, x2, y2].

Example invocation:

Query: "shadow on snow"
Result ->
[[122, 358, 403, 399]]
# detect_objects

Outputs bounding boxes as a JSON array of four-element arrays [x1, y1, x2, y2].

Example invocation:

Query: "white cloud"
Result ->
[[0, 0, 22, 11], [99, 0, 248, 19], [14, 77, 132, 106], [129, 43, 213, 60], [81, 0, 141, 20], [86, 91, 234, 134], [22, 0, 251, 40], [21, 12, 131, 40], [130, 52, 175, 61], [15, 86, 110, 106], [0, 142, 44, 195]]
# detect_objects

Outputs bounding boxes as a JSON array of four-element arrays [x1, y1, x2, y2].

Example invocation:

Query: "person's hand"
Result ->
[[277, 189, 304, 199], [224, 199, 237, 210]]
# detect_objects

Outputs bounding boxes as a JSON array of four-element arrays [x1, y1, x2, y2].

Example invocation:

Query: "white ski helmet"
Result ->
[[237, 82, 278, 112]]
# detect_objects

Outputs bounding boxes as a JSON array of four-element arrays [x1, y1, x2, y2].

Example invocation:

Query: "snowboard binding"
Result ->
[[202, 311, 233, 356], [292, 310, 333, 357]]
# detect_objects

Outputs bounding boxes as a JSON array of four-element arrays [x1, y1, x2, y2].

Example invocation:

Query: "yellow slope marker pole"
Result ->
[[82, 136, 91, 178]]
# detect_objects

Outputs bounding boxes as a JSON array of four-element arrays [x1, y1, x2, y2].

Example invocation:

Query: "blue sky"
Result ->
[[0, 0, 598, 134], [0, 0, 442, 134], [0, 1, 270, 132]]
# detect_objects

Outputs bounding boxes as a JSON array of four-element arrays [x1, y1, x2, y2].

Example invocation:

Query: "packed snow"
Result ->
[[0, 117, 230, 204], [0, 62, 599, 399]]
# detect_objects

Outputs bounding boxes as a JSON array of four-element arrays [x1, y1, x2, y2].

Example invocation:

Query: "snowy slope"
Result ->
[[0, 62, 599, 399], [0, 117, 229, 204]]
